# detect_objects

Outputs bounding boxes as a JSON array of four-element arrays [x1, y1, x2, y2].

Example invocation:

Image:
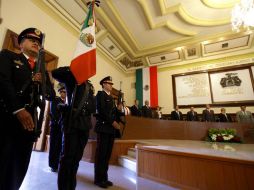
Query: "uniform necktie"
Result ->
[[28, 57, 35, 70]]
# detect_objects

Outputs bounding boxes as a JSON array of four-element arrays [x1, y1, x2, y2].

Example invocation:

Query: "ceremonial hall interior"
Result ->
[[0, 0, 254, 190]]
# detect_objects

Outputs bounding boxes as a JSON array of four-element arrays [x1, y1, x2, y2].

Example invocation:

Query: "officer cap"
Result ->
[[57, 83, 65, 92], [100, 76, 113, 85], [18, 27, 43, 45]]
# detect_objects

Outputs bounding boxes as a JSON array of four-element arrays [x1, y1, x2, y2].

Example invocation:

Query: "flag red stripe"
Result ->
[[149, 66, 158, 107], [70, 49, 96, 84]]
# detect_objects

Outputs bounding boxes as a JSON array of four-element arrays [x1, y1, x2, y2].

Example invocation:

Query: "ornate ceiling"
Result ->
[[42, 0, 254, 72]]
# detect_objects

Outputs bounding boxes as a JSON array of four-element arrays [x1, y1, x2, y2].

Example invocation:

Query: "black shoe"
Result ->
[[106, 180, 113, 186], [94, 181, 108, 188]]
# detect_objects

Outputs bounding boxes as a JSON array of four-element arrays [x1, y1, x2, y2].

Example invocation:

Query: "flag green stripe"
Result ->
[[136, 69, 143, 109], [82, 4, 93, 30]]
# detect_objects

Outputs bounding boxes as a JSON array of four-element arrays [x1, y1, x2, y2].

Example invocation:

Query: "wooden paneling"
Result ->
[[137, 147, 254, 190], [121, 116, 254, 143]]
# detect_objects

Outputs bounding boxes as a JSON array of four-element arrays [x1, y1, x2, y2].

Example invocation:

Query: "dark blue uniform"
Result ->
[[186, 111, 199, 121], [141, 105, 153, 118], [94, 90, 117, 187], [52, 67, 95, 190], [48, 95, 66, 171], [0, 49, 54, 189], [171, 110, 183, 120]]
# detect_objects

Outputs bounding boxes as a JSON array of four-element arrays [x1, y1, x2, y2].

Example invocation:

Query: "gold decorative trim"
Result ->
[[118, 56, 144, 69], [147, 50, 182, 65], [158, 53, 254, 72], [182, 44, 201, 60]]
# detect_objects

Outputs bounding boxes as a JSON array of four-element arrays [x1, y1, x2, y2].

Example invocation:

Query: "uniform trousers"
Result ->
[[0, 116, 33, 190], [94, 132, 115, 183], [48, 123, 63, 170], [58, 128, 89, 190]]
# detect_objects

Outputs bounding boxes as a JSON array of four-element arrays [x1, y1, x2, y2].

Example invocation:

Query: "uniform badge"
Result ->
[[14, 60, 24, 65], [34, 29, 41, 36], [80, 32, 94, 47]]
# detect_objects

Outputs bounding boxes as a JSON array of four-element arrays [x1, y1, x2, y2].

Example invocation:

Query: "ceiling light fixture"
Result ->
[[231, 0, 254, 32]]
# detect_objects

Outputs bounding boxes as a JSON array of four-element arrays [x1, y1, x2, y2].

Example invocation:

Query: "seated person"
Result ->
[[154, 106, 162, 119], [186, 107, 199, 121], [236, 105, 254, 123], [218, 108, 232, 122], [130, 99, 141, 117], [141, 100, 152, 118], [202, 104, 215, 122], [171, 105, 183, 120]]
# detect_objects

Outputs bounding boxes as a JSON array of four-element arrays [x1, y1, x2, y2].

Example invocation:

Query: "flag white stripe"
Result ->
[[142, 67, 150, 105], [73, 23, 96, 58]]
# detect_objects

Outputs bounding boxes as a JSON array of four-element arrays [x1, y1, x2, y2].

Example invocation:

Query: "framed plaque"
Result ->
[[173, 73, 212, 106], [210, 68, 254, 103]]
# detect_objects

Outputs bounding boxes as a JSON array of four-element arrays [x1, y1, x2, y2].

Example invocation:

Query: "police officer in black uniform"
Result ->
[[94, 76, 121, 188], [51, 66, 95, 190], [0, 27, 54, 190], [48, 83, 66, 172]]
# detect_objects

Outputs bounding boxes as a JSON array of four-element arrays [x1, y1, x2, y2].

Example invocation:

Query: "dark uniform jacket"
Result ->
[[130, 105, 141, 117], [95, 90, 115, 134], [0, 50, 34, 115], [141, 105, 152, 118], [50, 96, 65, 127], [218, 113, 232, 122], [52, 67, 95, 132], [171, 110, 183, 120], [0, 49, 54, 134], [202, 109, 215, 122], [186, 111, 199, 121]]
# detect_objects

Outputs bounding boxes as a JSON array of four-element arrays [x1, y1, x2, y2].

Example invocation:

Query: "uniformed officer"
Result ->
[[52, 66, 96, 190], [0, 27, 54, 189], [48, 83, 66, 172], [94, 76, 121, 188]]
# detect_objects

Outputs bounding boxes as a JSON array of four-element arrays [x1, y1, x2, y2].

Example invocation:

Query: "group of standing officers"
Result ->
[[0, 27, 123, 190]]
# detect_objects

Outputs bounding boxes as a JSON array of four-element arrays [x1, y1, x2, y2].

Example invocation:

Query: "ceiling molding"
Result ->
[[157, 0, 230, 26], [43, 0, 81, 31], [39, 0, 254, 73], [177, 4, 230, 26], [201, 0, 240, 9], [137, 0, 197, 36]]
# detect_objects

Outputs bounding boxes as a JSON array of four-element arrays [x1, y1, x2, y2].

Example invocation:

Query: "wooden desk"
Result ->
[[137, 140, 254, 190], [121, 116, 254, 143]]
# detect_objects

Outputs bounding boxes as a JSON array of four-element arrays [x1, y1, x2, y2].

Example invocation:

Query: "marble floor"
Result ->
[[20, 151, 179, 190]]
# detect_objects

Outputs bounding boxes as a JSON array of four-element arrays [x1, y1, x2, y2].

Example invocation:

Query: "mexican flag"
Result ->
[[70, 1, 96, 84], [136, 66, 158, 107]]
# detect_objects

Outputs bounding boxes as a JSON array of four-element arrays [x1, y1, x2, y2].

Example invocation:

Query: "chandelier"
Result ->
[[231, 0, 254, 32]]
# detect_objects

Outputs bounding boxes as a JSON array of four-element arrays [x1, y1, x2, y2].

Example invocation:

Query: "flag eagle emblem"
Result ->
[[80, 33, 94, 47]]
